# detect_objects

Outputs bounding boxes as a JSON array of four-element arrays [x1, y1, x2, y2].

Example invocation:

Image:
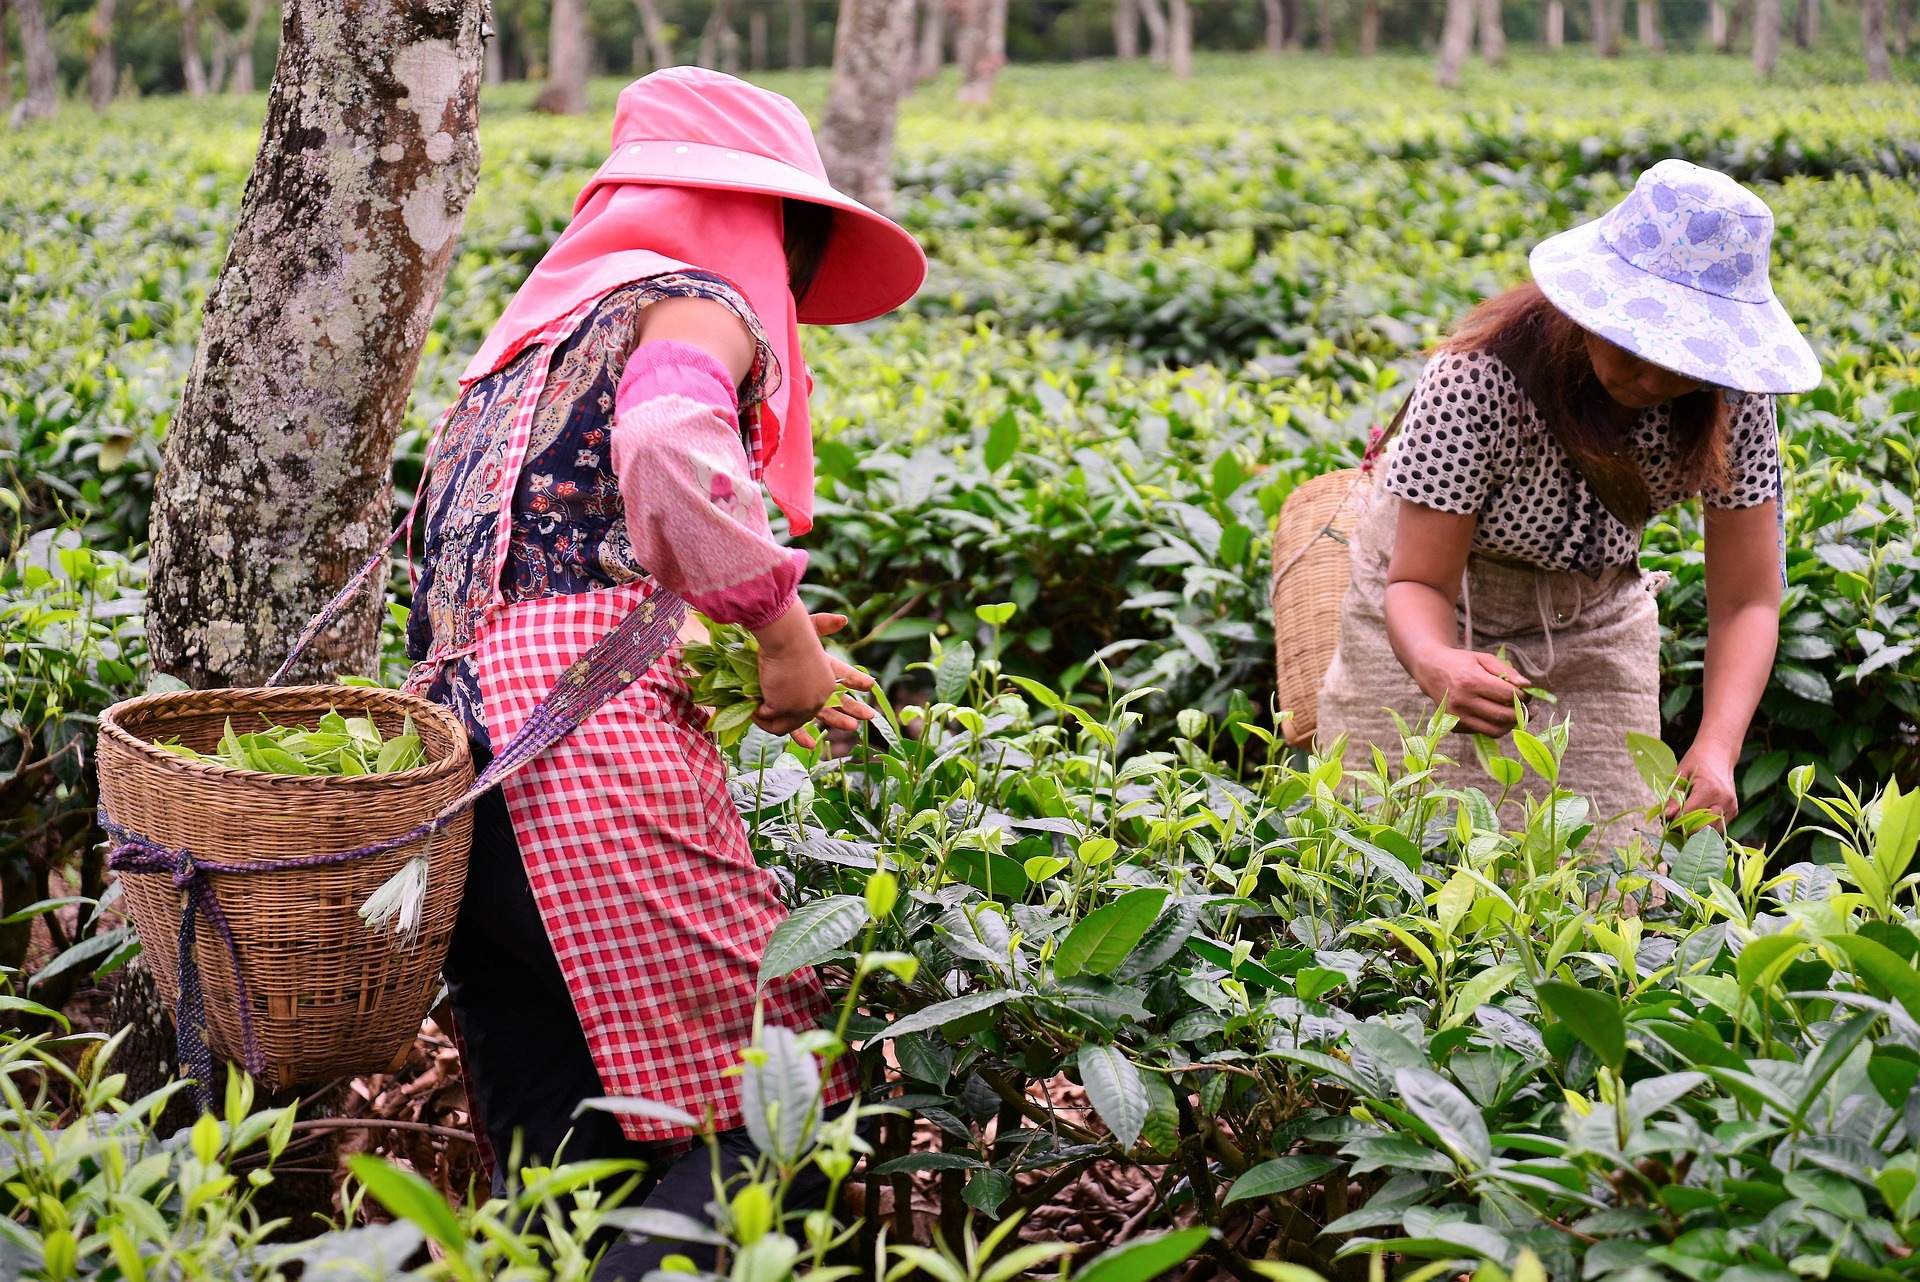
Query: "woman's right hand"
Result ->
[[1413, 648, 1531, 737]]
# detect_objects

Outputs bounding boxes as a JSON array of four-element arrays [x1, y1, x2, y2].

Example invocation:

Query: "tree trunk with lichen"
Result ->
[[819, 0, 915, 215], [146, 0, 483, 689]]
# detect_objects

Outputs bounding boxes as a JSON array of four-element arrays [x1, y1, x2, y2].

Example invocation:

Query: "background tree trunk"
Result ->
[[10, 0, 56, 124], [486, 28, 504, 82], [1637, 0, 1664, 46], [1314, 0, 1332, 49], [956, 0, 1007, 101], [697, 0, 735, 66], [1590, 0, 1620, 53], [1793, 0, 1818, 44], [1863, 0, 1891, 75], [749, 6, 768, 67], [0, 0, 11, 116], [88, 0, 117, 110], [1892, 0, 1911, 54], [1477, 0, 1506, 61], [535, 0, 587, 112], [634, 0, 672, 67], [1281, 0, 1305, 46], [1137, 0, 1170, 61], [818, 0, 914, 215], [787, 0, 806, 65], [179, 0, 208, 95], [1436, 0, 1475, 83], [1359, 0, 1380, 52], [917, 0, 946, 74], [1168, 0, 1193, 72], [1114, 0, 1139, 58], [146, 0, 484, 689], [1259, 0, 1283, 51], [1545, 0, 1565, 44], [1729, 0, 1748, 46], [228, 0, 267, 93], [1709, 0, 1729, 45], [1753, 0, 1780, 73]]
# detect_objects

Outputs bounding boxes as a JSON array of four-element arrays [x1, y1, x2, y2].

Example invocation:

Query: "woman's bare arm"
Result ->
[[1671, 499, 1782, 823], [1384, 498, 1531, 736]]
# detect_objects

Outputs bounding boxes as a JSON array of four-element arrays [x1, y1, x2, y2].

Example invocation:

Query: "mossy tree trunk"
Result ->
[[147, 0, 484, 688]]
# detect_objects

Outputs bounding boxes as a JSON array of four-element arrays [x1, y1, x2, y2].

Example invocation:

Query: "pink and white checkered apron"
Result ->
[[407, 298, 852, 1144]]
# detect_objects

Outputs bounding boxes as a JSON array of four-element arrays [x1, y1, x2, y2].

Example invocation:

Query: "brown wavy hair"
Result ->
[[1439, 283, 1731, 524]]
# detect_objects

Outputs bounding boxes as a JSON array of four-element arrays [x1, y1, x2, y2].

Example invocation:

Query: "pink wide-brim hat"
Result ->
[[573, 67, 928, 326]]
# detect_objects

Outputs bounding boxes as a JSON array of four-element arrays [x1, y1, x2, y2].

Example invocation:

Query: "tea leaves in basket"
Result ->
[[157, 711, 425, 777]]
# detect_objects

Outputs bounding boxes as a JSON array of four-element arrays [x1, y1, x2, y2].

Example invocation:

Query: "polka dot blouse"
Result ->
[[1382, 349, 1781, 574]]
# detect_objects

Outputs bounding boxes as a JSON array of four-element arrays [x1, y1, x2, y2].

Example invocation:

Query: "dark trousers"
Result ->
[[443, 747, 837, 1279]]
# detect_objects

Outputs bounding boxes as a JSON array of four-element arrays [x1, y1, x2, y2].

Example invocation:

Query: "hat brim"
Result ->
[[575, 139, 928, 326], [1529, 218, 1820, 395]]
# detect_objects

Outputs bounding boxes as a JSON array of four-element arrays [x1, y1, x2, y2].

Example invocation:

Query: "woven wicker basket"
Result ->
[[1270, 468, 1368, 748], [98, 685, 473, 1090]]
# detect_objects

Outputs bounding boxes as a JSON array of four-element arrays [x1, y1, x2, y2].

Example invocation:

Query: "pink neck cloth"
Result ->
[[461, 184, 815, 536]]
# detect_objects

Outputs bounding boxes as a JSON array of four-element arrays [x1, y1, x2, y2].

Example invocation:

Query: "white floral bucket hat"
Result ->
[[1529, 158, 1820, 395]]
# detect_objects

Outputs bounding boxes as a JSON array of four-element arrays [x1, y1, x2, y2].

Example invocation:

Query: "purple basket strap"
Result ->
[[268, 525, 412, 688], [109, 586, 690, 1107]]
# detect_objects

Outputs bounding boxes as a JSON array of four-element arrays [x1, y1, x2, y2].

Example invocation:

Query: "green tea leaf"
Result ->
[[1395, 1067, 1491, 1169], [758, 895, 867, 985], [1535, 981, 1626, 1071], [1070, 1228, 1211, 1282], [1078, 1043, 1149, 1151], [1056, 888, 1168, 979], [1224, 1156, 1338, 1205]]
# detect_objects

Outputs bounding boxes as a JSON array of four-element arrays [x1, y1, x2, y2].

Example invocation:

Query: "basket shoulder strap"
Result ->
[[1362, 389, 1417, 467]]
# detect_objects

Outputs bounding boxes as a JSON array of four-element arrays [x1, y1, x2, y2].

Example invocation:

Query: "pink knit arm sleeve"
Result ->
[[611, 340, 806, 630]]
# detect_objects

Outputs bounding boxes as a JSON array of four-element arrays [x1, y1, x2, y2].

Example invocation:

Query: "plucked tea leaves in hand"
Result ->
[[679, 613, 853, 748]]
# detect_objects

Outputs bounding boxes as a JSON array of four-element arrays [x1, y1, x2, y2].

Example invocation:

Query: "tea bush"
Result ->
[[2, 54, 1913, 854], [744, 630, 1920, 1279], [2, 50, 1920, 1278]]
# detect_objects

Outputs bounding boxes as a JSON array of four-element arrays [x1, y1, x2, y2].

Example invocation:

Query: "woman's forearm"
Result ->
[[1693, 600, 1778, 762], [1384, 580, 1462, 690]]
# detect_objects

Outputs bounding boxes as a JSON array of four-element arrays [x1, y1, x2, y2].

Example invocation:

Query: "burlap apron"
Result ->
[[1316, 475, 1663, 847]]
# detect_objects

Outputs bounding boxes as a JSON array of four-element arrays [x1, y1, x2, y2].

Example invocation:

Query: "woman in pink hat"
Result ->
[[401, 68, 925, 1272]]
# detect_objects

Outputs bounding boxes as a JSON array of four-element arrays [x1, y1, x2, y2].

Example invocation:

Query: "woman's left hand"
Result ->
[[1670, 742, 1739, 828], [787, 613, 879, 753]]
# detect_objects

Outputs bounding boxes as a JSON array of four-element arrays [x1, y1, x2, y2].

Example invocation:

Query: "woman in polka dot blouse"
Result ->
[[1317, 160, 1819, 844]]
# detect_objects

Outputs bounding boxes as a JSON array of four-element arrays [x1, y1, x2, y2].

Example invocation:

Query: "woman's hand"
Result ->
[[1412, 647, 1531, 737], [1670, 740, 1739, 827], [751, 604, 877, 750]]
